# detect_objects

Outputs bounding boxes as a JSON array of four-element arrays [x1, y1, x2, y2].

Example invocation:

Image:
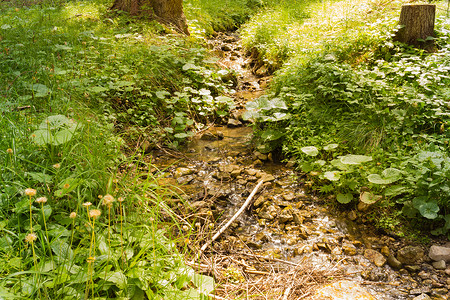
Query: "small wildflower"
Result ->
[[82, 202, 92, 208], [69, 212, 77, 219], [112, 179, 119, 184], [25, 188, 37, 197], [98, 195, 103, 199], [31, 134, 36, 138], [6, 148, 13, 154], [86, 256, 96, 263], [117, 197, 124, 203], [25, 233, 37, 243], [102, 194, 115, 207], [63, 183, 70, 189], [89, 209, 101, 219], [53, 163, 61, 169], [35, 197, 47, 204]]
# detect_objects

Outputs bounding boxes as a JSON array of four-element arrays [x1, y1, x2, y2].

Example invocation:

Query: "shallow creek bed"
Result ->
[[148, 33, 450, 300]]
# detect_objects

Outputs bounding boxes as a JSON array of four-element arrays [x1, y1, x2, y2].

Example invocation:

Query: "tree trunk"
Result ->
[[111, 0, 189, 35], [394, 4, 435, 50]]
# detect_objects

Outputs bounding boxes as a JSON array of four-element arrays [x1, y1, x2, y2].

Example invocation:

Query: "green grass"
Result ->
[[0, 0, 230, 298]]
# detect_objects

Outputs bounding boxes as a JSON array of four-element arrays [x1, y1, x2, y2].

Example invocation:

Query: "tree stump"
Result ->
[[394, 4, 435, 49], [111, 0, 189, 35]]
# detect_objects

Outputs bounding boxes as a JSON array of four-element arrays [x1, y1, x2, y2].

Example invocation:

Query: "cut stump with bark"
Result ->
[[394, 4, 435, 50]]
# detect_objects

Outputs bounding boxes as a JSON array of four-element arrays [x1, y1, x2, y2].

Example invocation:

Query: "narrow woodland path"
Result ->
[[149, 33, 450, 300]]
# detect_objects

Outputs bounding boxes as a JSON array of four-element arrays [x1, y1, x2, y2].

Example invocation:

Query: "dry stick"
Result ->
[[281, 286, 292, 300], [199, 180, 264, 258]]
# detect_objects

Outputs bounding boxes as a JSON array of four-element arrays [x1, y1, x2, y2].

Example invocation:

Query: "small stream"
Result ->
[[150, 33, 449, 300]]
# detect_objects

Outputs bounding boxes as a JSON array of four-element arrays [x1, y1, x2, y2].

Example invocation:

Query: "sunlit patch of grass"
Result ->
[[241, 0, 405, 66]]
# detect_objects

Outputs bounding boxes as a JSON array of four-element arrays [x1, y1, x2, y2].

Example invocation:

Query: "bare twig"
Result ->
[[198, 180, 264, 257]]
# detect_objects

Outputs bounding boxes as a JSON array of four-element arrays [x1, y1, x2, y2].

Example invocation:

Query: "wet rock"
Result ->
[[387, 254, 403, 269], [245, 168, 257, 176], [410, 288, 431, 296], [412, 294, 432, 300], [348, 210, 358, 221], [253, 151, 268, 161], [221, 44, 232, 51], [246, 241, 262, 249], [405, 265, 421, 272], [200, 131, 224, 140], [364, 249, 387, 267], [357, 201, 371, 212], [212, 170, 230, 181], [429, 245, 450, 262], [278, 208, 293, 223], [297, 227, 309, 240], [380, 245, 390, 257], [177, 174, 195, 185], [282, 191, 296, 201], [188, 201, 209, 211], [253, 195, 267, 208], [253, 159, 263, 167], [255, 232, 269, 243], [292, 211, 304, 225], [431, 287, 449, 296], [174, 167, 195, 178], [361, 268, 388, 282], [257, 204, 279, 220], [255, 65, 269, 77], [432, 260, 446, 270], [260, 173, 275, 183], [397, 246, 425, 265], [342, 241, 357, 256], [227, 118, 242, 128], [314, 280, 376, 300]]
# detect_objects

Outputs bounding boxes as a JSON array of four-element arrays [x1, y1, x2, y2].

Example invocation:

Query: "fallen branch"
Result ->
[[199, 180, 264, 257]]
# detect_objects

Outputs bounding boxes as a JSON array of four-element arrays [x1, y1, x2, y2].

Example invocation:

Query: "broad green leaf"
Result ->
[[368, 168, 401, 184], [89, 86, 108, 93], [199, 88, 211, 96], [174, 133, 189, 139], [336, 193, 353, 204], [323, 171, 340, 181], [260, 129, 284, 141], [39, 115, 71, 130], [51, 240, 74, 262], [193, 273, 215, 295], [175, 289, 202, 300], [265, 98, 287, 110], [26, 172, 52, 183], [215, 96, 234, 104], [330, 159, 349, 170], [340, 155, 372, 165], [106, 271, 127, 290], [271, 112, 291, 120], [31, 129, 52, 146], [156, 90, 170, 99], [384, 185, 408, 197], [315, 159, 326, 166], [402, 202, 417, 218], [301, 146, 319, 156], [182, 63, 198, 71], [323, 143, 339, 151], [360, 191, 382, 204], [418, 202, 439, 219], [54, 44, 72, 51], [54, 129, 74, 145]]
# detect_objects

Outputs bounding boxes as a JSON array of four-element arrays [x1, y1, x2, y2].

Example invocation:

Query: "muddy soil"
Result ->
[[150, 33, 450, 300]]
